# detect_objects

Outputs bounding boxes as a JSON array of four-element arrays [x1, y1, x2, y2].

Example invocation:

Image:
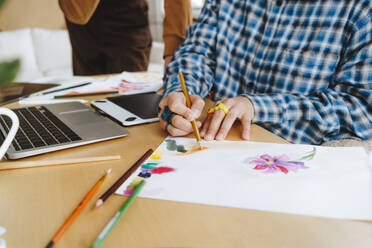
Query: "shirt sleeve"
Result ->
[[58, 0, 100, 25], [162, 0, 193, 57], [163, 0, 220, 99], [245, 11, 372, 142]]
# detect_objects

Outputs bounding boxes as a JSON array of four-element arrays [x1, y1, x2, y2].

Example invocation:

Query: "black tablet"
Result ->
[[91, 92, 162, 126]]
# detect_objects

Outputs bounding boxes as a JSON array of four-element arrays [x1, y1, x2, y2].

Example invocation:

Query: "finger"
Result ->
[[168, 95, 194, 120], [158, 97, 169, 110], [161, 119, 190, 136], [196, 121, 202, 128], [241, 115, 252, 140], [200, 114, 212, 137], [189, 95, 204, 119], [159, 92, 183, 110], [215, 110, 238, 140], [167, 123, 191, 137], [171, 114, 193, 133], [204, 110, 226, 141]]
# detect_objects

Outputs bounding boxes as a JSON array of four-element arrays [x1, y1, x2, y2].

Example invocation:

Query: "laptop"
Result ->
[[0, 102, 128, 159], [0, 82, 59, 106]]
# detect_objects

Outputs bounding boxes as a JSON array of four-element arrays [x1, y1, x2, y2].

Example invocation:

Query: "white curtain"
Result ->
[[148, 0, 164, 42]]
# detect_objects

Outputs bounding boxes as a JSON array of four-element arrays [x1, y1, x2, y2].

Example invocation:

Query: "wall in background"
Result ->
[[0, 0, 65, 31], [0, 0, 204, 40], [148, 0, 163, 42]]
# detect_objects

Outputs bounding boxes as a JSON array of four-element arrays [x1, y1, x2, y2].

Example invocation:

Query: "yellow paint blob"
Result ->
[[150, 150, 164, 160]]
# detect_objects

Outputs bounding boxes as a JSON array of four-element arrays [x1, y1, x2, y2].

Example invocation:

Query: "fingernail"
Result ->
[[216, 134, 223, 140]]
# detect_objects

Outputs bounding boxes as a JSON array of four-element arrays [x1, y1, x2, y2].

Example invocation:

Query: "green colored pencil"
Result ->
[[91, 180, 146, 248]]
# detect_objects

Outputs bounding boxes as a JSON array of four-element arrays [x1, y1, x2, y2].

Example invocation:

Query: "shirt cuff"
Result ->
[[162, 74, 198, 99], [243, 94, 285, 124]]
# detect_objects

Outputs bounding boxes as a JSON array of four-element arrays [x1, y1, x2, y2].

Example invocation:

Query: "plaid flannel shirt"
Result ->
[[163, 0, 372, 144]]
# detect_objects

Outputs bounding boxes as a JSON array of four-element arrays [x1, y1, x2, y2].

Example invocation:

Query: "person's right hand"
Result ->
[[158, 92, 205, 136]]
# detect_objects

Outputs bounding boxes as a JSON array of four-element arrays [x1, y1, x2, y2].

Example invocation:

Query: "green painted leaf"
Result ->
[[297, 147, 316, 161], [0, 59, 20, 87]]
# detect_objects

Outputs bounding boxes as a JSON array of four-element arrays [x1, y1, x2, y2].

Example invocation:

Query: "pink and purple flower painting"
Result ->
[[244, 148, 316, 174]]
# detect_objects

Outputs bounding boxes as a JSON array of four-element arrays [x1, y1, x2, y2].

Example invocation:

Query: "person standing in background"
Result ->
[[163, 0, 193, 67], [59, 0, 151, 75], [59, 0, 193, 75]]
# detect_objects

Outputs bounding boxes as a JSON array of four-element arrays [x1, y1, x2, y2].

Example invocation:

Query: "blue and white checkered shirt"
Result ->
[[163, 0, 372, 145]]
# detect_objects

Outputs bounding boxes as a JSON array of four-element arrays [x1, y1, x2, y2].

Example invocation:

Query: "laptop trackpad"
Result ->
[[60, 110, 105, 125]]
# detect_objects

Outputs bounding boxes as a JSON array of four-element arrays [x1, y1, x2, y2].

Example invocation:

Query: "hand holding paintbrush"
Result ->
[[158, 72, 205, 146], [178, 72, 202, 148]]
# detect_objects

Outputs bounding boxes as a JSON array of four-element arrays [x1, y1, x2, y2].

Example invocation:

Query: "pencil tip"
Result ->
[[93, 199, 103, 210], [46, 241, 54, 248]]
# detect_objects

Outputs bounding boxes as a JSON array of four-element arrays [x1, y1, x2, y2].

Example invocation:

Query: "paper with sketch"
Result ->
[[102, 71, 163, 95], [20, 71, 162, 105], [116, 137, 372, 220]]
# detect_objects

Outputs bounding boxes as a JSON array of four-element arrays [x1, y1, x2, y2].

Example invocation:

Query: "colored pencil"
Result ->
[[54, 90, 119, 98], [45, 169, 112, 248], [91, 180, 146, 248], [0, 155, 121, 171], [93, 149, 153, 209], [42, 82, 91, 95], [178, 72, 202, 148]]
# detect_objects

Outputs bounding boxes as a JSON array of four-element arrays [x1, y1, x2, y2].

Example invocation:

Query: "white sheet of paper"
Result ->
[[20, 71, 163, 105], [116, 137, 372, 220]]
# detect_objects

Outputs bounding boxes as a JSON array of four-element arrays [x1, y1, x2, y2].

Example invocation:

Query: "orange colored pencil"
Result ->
[[178, 72, 202, 148], [46, 169, 111, 248]]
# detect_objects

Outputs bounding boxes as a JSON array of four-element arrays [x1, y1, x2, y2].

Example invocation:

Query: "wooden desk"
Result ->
[[0, 99, 371, 248]]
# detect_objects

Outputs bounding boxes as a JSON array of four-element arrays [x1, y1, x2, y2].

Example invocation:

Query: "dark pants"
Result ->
[[65, 0, 152, 75]]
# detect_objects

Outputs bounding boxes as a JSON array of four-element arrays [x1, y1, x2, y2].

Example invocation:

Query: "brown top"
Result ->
[[162, 0, 193, 57], [59, 0, 192, 57], [58, 0, 100, 25]]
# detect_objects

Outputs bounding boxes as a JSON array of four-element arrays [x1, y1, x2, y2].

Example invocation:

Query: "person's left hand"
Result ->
[[200, 96, 255, 141]]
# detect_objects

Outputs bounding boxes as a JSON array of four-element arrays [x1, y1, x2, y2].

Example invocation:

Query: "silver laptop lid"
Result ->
[[2, 102, 128, 159]]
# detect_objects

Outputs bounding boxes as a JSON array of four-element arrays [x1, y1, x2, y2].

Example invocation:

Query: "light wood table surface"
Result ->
[[0, 97, 371, 248]]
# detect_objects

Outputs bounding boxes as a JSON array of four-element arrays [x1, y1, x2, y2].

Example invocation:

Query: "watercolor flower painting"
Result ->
[[244, 148, 316, 174]]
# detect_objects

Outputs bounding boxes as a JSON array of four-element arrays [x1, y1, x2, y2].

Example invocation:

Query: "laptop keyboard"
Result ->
[[0, 106, 82, 151]]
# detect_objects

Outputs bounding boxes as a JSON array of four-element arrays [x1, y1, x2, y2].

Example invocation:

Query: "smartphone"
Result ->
[[91, 92, 162, 126]]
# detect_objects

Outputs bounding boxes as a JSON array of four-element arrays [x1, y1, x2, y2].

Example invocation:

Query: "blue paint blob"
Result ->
[[166, 139, 177, 151], [176, 145, 187, 153]]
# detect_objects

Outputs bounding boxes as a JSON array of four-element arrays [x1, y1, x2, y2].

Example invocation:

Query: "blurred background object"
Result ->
[[0, 0, 204, 83], [0, 0, 20, 102]]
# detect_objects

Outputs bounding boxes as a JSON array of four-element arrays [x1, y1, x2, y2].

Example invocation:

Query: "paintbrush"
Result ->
[[178, 72, 202, 148]]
